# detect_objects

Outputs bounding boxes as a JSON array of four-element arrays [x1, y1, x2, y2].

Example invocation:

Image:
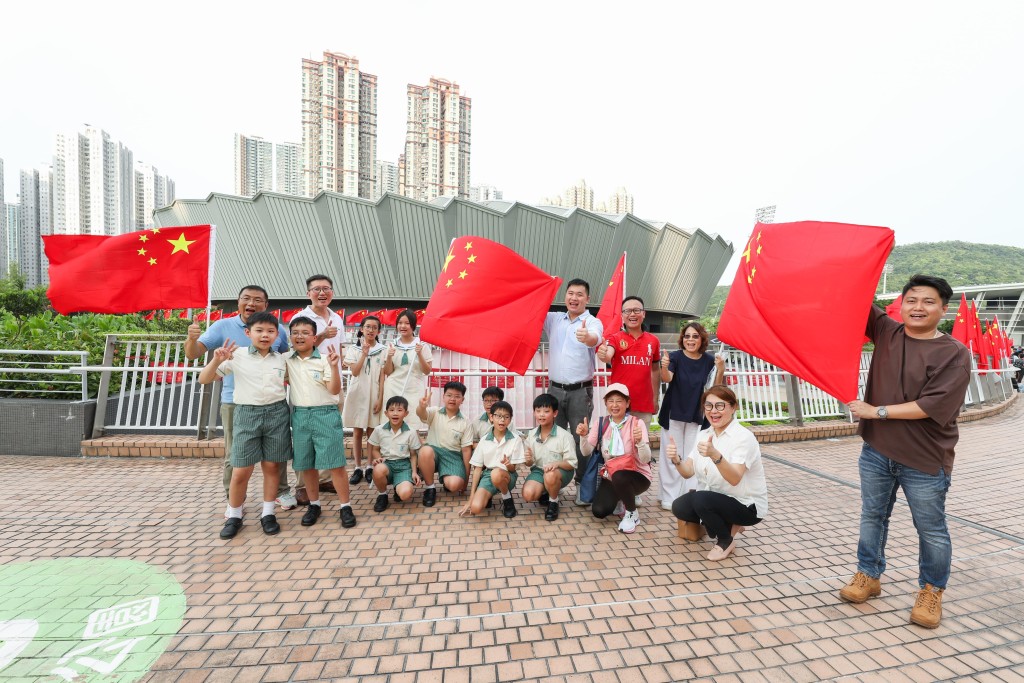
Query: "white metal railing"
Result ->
[[0, 349, 89, 400]]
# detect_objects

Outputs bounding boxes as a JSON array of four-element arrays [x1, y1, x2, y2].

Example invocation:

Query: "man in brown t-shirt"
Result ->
[[840, 274, 971, 629]]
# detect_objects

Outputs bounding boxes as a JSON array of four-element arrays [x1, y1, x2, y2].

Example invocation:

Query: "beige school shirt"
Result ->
[[424, 407, 474, 451], [470, 430, 525, 470], [368, 422, 422, 462], [472, 413, 492, 443], [525, 425, 578, 469], [216, 347, 287, 405], [285, 349, 336, 407]]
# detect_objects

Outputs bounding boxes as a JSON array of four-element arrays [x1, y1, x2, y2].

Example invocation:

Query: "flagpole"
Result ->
[[205, 225, 217, 330]]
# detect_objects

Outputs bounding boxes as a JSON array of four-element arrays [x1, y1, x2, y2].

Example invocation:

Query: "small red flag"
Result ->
[[415, 308, 427, 320], [346, 309, 369, 325], [951, 293, 970, 346], [968, 301, 987, 368], [163, 310, 173, 320], [210, 309, 223, 321], [281, 308, 302, 323], [420, 236, 563, 374], [43, 225, 211, 315], [379, 309, 401, 327], [717, 221, 894, 402], [144, 310, 156, 321], [178, 310, 189, 319], [596, 253, 626, 336], [885, 294, 902, 321]]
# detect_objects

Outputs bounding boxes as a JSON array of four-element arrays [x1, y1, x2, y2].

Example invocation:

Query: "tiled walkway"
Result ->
[[1, 398, 1022, 682]]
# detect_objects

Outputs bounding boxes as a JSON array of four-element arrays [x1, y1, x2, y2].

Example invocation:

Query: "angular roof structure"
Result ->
[[154, 191, 733, 317]]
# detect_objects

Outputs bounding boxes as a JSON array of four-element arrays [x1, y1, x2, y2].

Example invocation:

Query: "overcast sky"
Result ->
[[2, 0, 1022, 283]]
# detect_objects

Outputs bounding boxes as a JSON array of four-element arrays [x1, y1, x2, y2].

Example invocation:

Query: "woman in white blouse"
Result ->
[[666, 385, 767, 561]]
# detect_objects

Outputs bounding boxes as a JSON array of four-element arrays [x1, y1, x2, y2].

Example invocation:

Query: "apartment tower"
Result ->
[[402, 78, 471, 201]]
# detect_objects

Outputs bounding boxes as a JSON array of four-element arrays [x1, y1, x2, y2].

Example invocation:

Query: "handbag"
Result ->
[[601, 416, 642, 479], [577, 416, 606, 504]]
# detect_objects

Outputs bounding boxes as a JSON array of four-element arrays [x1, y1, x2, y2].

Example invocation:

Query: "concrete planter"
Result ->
[[0, 398, 97, 457]]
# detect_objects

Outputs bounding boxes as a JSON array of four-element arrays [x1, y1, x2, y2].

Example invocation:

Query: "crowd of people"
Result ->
[[188, 272, 976, 628]]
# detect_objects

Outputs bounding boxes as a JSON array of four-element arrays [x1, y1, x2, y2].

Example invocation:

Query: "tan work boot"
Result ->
[[678, 521, 705, 542], [910, 584, 944, 628], [839, 571, 882, 603]]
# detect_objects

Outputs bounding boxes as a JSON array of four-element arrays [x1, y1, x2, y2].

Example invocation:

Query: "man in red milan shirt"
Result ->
[[597, 296, 661, 423]]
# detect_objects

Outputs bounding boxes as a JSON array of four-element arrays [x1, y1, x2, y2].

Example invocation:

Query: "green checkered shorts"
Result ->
[[479, 467, 517, 495], [431, 445, 467, 481], [230, 401, 293, 467], [292, 405, 347, 472]]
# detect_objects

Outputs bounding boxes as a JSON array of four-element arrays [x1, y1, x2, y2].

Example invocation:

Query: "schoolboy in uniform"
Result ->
[[472, 386, 504, 446], [417, 381, 474, 506], [368, 396, 423, 512], [460, 401, 525, 519], [199, 311, 292, 539], [520, 393, 578, 521], [285, 316, 357, 529]]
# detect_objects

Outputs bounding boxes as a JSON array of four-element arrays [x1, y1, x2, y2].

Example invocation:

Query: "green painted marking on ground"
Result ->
[[0, 558, 185, 681]]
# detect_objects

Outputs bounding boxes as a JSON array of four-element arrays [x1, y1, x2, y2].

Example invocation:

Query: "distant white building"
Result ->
[[542, 180, 634, 214], [134, 162, 175, 229], [605, 187, 634, 214], [401, 77, 471, 201], [234, 134, 274, 197], [469, 184, 502, 202], [373, 160, 399, 199], [17, 167, 54, 287], [5, 202, 19, 276], [275, 142, 302, 196], [0, 158, 5, 275]]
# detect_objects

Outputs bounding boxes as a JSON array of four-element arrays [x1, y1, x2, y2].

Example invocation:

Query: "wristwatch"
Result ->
[[712, 453, 723, 465], [876, 406, 889, 420]]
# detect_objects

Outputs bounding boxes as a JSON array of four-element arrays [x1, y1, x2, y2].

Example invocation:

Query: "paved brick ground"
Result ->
[[1, 398, 1022, 681]]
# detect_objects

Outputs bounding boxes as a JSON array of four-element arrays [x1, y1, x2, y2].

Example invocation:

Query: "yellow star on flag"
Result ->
[[137, 248, 147, 256], [150, 228, 161, 234], [464, 241, 473, 251], [139, 234, 149, 243], [443, 247, 456, 272], [459, 270, 468, 280], [148, 258, 157, 266], [446, 279, 454, 288], [467, 254, 477, 264], [167, 232, 197, 255]]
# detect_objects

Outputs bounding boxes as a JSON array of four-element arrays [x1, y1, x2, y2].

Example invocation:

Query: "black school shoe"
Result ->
[[365, 467, 373, 484], [423, 488, 437, 507], [220, 518, 242, 539], [349, 468, 364, 485], [301, 504, 322, 526], [502, 497, 517, 518], [538, 491, 550, 506], [260, 514, 281, 535], [545, 501, 560, 522], [340, 506, 357, 528], [374, 493, 390, 513]]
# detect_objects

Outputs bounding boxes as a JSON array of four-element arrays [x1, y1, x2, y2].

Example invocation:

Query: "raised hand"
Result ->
[[697, 437, 712, 458], [415, 341, 423, 354], [419, 388, 430, 412], [213, 339, 238, 362], [524, 444, 534, 468], [323, 320, 338, 339], [714, 353, 726, 371], [597, 339, 613, 363], [575, 318, 589, 343], [667, 436, 680, 464], [187, 315, 202, 342], [632, 419, 643, 444], [660, 350, 670, 370], [327, 347, 340, 367], [576, 417, 589, 437], [387, 344, 396, 360]]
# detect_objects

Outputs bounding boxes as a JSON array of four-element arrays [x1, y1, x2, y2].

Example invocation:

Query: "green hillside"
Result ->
[[703, 241, 1024, 318]]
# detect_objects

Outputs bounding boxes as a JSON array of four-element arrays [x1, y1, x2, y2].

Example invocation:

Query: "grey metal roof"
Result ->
[[153, 191, 733, 317]]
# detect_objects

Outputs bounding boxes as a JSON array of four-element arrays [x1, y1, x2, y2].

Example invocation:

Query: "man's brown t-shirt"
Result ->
[[859, 306, 972, 475]]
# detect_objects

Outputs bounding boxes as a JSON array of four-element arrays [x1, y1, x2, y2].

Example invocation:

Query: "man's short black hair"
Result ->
[[289, 315, 317, 333], [490, 400, 513, 417], [386, 395, 409, 410], [533, 393, 559, 411], [443, 381, 467, 396], [306, 274, 333, 289], [622, 295, 644, 309], [566, 278, 590, 296], [245, 311, 279, 329], [481, 386, 504, 400], [902, 274, 954, 305], [237, 285, 269, 301]]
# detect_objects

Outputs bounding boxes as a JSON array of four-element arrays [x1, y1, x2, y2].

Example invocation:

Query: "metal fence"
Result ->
[[0, 349, 88, 400]]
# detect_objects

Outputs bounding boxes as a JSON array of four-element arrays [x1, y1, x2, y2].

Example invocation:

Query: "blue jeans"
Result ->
[[856, 443, 952, 589]]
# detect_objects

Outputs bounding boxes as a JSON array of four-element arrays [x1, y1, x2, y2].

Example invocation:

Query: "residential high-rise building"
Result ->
[[469, 184, 502, 202], [275, 142, 302, 196], [52, 126, 138, 235], [18, 167, 54, 287], [0, 158, 6, 275], [134, 162, 175, 229], [543, 179, 595, 211], [373, 160, 398, 199], [301, 51, 378, 199], [402, 77, 472, 202], [5, 203, 19, 276], [234, 134, 274, 196], [605, 187, 634, 214]]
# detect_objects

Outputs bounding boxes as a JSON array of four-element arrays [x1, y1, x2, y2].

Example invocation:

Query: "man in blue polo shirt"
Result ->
[[542, 278, 603, 505], [185, 285, 296, 509]]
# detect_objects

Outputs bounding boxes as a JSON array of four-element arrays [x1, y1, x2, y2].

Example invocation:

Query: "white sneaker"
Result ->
[[618, 510, 640, 534], [635, 495, 644, 507], [275, 492, 297, 510], [613, 501, 625, 517], [660, 501, 673, 511], [574, 491, 590, 507]]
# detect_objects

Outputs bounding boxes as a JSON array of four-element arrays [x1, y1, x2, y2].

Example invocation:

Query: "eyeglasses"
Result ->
[[309, 286, 333, 293], [622, 307, 644, 315], [491, 413, 512, 421], [683, 334, 701, 340], [239, 296, 266, 305], [704, 402, 728, 412]]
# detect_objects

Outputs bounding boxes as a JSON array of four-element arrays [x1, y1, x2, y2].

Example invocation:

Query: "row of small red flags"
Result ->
[[140, 307, 427, 326]]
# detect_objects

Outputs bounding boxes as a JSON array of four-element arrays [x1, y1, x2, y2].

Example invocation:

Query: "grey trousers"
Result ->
[[550, 385, 594, 483]]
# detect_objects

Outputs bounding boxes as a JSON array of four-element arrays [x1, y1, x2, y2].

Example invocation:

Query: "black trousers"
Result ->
[[593, 470, 651, 517], [672, 490, 761, 549]]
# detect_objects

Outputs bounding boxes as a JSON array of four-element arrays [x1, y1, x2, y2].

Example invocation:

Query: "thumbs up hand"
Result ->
[[660, 350, 670, 370], [597, 339, 613, 363], [323, 320, 338, 339], [187, 316, 202, 342], [667, 436, 681, 465], [387, 344, 396, 359], [632, 419, 643, 445], [576, 417, 589, 437], [575, 318, 589, 343]]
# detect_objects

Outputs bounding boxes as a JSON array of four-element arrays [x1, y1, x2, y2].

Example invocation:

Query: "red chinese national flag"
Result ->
[[951, 293, 970, 345], [420, 236, 563, 374], [345, 309, 369, 325], [596, 253, 626, 336], [379, 309, 401, 327], [43, 225, 211, 315], [968, 301, 987, 367], [717, 221, 895, 402], [885, 295, 902, 321]]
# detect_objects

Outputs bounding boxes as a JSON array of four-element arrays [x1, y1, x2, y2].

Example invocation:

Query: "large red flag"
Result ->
[[43, 225, 211, 314], [596, 253, 626, 337], [885, 294, 902, 321], [717, 221, 894, 402], [951, 293, 970, 345], [420, 236, 562, 374]]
